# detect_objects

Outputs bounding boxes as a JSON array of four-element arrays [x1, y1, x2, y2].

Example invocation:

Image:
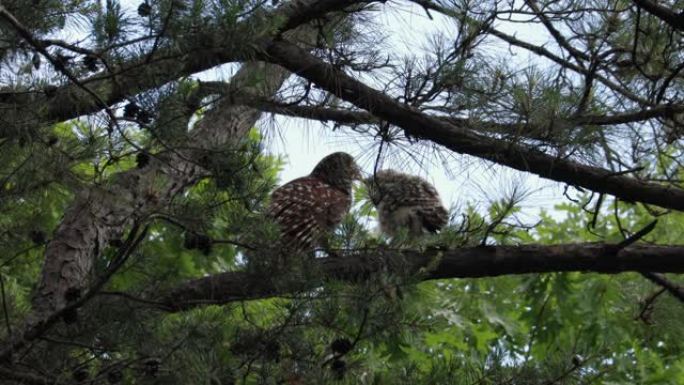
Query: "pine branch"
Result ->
[[631, 0, 684, 32], [23, 0, 362, 356], [486, 26, 649, 105], [407, 0, 650, 104], [203, 81, 684, 140], [157, 243, 684, 311], [0, 0, 370, 129], [0, 6, 109, 111], [641, 272, 684, 303], [262, 38, 684, 212], [524, 0, 590, 64]]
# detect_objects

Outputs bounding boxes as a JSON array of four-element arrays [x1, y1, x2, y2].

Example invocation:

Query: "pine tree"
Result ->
[[1, 0, 684, 384]]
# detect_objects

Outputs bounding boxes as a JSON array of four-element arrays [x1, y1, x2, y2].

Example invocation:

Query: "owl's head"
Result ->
[[310, 152, 361, 192], [365, 169, 434, 206]]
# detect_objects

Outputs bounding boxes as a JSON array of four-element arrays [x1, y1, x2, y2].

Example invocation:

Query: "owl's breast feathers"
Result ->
[[267, 176, 351, 250]]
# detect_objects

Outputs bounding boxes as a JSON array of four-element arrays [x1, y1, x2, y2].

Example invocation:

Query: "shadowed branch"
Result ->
[[157, 243, 684, 311]]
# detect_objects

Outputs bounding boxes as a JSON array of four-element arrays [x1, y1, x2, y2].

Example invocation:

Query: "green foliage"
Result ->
[[1, 0, 684, 384], [92, 0, 130, 45], [0, 0, 92, 62]]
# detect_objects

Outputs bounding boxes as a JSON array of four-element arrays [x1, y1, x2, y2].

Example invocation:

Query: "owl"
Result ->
[[267, 152, 361, 252], [365, 169, 448, 237]]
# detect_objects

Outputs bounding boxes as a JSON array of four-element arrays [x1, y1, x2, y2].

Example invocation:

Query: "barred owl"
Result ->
[[267, 152, 361, 252], [365, 169, 448, 237]]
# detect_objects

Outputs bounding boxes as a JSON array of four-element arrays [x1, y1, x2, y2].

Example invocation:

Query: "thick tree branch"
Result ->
[[641, 272, 684, 302], [203, 80, 684, 142], [0, 222, 148, 362], [263, 39, 684, 211], [575, 104, 684, 125], [0, 0, 369, 129], [280, 0, 370, 32], [245, 94, 684, 131], [27, 0, 366, 323], [0, 58, 295, 370], [158, 243, 684, 310], [28, 61, 292, 325], [249, 100, 379, 125], [195, 81, 380, 125], [632, 0, 684, 32]]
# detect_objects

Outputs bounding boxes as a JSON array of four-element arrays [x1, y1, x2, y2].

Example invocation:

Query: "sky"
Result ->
[[108, 0, 570, 224], [262, 1, 569, 223]]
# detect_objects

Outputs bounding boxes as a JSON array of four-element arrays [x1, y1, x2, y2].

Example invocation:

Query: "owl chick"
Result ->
[[365, 169, 448, 237], [267, 152, 361, 252]]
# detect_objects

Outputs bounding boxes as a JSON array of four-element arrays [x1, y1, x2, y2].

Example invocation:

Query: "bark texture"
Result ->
[[0, 0, 365, 134], [29, 0, 365, 324], [159, 243, 684, 310], [631, 0, 684, 32], [31, 62, 291, 322]]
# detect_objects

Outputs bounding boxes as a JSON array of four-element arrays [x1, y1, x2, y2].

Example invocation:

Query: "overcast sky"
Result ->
[[263, 1, 568, 223], [108, 0, 569, 223]]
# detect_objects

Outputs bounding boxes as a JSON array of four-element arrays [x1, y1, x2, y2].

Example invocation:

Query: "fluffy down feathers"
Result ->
[[366, 169, 448, 237]]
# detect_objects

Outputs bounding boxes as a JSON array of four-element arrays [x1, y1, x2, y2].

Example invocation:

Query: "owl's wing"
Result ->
[[323, 187, 352, 229], [411, 181, 449, 232], [267, 177, 350, 250], [419, 204, 449, 232]]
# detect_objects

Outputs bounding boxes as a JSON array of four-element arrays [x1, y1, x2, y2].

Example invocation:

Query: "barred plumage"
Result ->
[[365, 169, 448, 237], [267, 152, 360, 252]]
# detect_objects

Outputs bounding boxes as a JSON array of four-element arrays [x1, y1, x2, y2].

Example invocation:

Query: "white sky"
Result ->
[[109, 0, 570, 223], [263, 1, 568, 223]]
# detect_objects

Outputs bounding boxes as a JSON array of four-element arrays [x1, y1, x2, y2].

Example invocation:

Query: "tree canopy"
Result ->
[[1, 0, 684, 384]]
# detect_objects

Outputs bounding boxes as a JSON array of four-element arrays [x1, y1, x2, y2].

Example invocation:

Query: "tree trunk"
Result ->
[[30, 62, 291, 322], [29, 0, 360, 325]]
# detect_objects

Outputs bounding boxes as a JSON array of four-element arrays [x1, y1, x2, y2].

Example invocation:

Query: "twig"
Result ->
[[606, 166, 645, 177], [525, 0, 588, 65], [589, 193, 604, 230], [542, 361, 581, 385], [145, 1, 175, 64], [641, 272, 684, 303], [611, 220, 684, 303], [0, 5, 110, 113], [0, 273, 11, 338], [321, 306, 369, 367], [635, 287, 666, 324], [615, 220, 657, 250]]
